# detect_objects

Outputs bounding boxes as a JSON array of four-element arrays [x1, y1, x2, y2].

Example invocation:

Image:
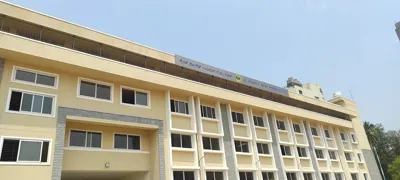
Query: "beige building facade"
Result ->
[[0, 1, 382, 180]]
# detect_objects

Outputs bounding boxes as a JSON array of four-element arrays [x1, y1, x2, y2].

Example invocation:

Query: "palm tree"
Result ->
[[364, 121, 380, 147]]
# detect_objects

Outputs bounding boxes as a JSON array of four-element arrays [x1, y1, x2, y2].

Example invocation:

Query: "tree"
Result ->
[[363, 121, 382, 147], [388, 156, 400, 180]]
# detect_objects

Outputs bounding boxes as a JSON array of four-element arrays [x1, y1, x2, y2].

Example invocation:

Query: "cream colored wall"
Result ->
[[202, 120, 219, 134], [172, 151, 196, 166], [204, 153, 224, 167], [236, 155, 253, 168], [259, 156, 274, 169]]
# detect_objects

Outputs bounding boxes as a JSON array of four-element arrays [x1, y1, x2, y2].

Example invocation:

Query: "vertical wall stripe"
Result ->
[[268, 115, 285, 179], [362, 149, 383, 180], [0, 59, 4, 85], [303, 122, 322, 180], [220, 104, 238, 180]]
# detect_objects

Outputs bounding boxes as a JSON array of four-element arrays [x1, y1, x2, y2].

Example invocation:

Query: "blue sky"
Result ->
[[6, 0, 400, 129]]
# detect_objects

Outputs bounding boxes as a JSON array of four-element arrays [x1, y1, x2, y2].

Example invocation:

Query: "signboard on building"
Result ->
[[175, 55, 289, 97]]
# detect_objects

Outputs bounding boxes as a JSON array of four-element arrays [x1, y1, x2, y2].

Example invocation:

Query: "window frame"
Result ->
[[315, 149, 325, 159], [350, 133, 358, 143], [321, 173, 330, 180], [257, 143, 270, 155], [201, 105, 216, 119], [262, 172, 275, 180], [68, 129, 103, 149], [112, 133, 142, 151], [276, 120, 286, 131], [173, 170, 195, 180], [253, 115, 264, 127], [328, 151, 337, 160], [286, 172, 298, 180], [77, 77, 114, 102], [206, 171, 224, 180], [6, 88, 57, 117], [0, 136, 52, 165], [120, 85, 151, 108], [239, 171, 254, 180], [171, 134, 192, 149], [280, 145, 292, 156], [232, 111, 245, 124], [363, 173, 369, 180], [340, 132, 347, 142], [311, 127, 319, 136], [345, 152, 353, 162], [235, 140, 250, 153], [351, 173, 358, 180], [293, 123, 301, 133], [11, 66, 59, 89], [324, 129, 331, 139], [202, 137, 221, 151], [334, 173, 343, 180], [303, 173, 313, 180], [356, 152, 364, 163], [297, 147, 308, 158], [170, 99, 190, 115]]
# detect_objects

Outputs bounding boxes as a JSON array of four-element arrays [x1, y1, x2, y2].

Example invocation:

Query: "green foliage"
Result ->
[[389, 156, 400, 180]]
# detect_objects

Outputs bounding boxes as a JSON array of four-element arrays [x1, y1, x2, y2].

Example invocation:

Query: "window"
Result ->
[[173, 171, 194, 180], [170, 99, 189, 114], [329, 151, 337, 160], [303, 173, 313, 180], [253, 116, 264, 127], [277, 120, 286, 130], [79, 78, 112, 101], [351, 133, 358, 143], [363, 173, 368, 180], [345, 152, 352, 161], [206, 171, 223, 180], [13, 66, 58, 88], [357, 153, 363, 162], [7, 89, 55, 116], [262, 172, 274, 180], [201, 105, 216, 119], [114, 134, 140, 150], [121, 87, 149, 107], [232, 112, 244, 124], [340, 133, 346, 141], [280, 145, 291, 156], [334, 173, 343, 180], [287, 173, 297, 180], [69, 130, 102, 148], [321, 173, 330, 180], [0, 137, 50, 164], [257, 143, 270, 155], [351, 173, 358, 180], [297, 147, 307, 157], [235, 141, 249, 153], [299, 90, 303, 94], [315, 149, 324, 159], [171, 134, 192, 148], [239, 172, 254, 180], [311, 127, 318, 136], [315, 96, 319, 100], [203, 137, 220, 150], [324, 129, 331, 138], [293, 124, 301, 133]]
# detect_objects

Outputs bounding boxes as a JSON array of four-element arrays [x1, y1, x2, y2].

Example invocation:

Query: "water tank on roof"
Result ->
[[333, 91, 342, 98]]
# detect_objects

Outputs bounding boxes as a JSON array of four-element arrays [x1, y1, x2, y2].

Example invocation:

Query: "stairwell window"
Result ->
[[171, 134, 192, 148], [235, 141, 249, 153], [173, 171, 194, 180], [69, 130, 102, 148], [78, 78, 113, 101], [170, 99, 189, 114], [203, 137, 220, 150], [257, 143, 270, 155], [253, 116, 264, 127], [121, 86, 150, 107], [7, 89, 56, 117], [12, 66, 58, 88], [114, 134, 140, 150], [280, 145, 292, 156], [232, 111, 244, 124], [0, 137, 51, 164], [277, 120, 286, 130], [201, 105, 216, 119]]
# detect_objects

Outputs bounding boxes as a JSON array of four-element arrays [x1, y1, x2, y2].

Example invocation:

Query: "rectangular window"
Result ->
[[277, 120, 286, 130], [363, 173, 368, 180], [324, 129, 331, 138], [257, 143, 270, 155], [351, 173, 358, 180], [232, 112, 244, 124], [329, 151, 337, 160], [121, 87, 149, 107], [293, 124, 301, 133], [357, 153, 363, 162], [206, 171, 223, 180], [203, 137, 220, 150], [235, 141, 249, 153], [113, 134, 140, 150], [253, 116, 264, 127], [297, 147, 307, 157], [340, 133, 346, 141], [315, 149, 324, 159], [13, 67, 58, 88], [262, 172, 274, 180], [280, 145, 292, 156], [321, 173, 330, 180], [170, 100, 189, 114], [0, 137, 50, 163], [303, 173, 313, 180], [351, 133, 358, 143], [171, 134, 192, 148], [173, 171, 195, 180], [69, 130, 102, 148], [345, 152, 352, 161], [201, 105, 216, 119], [8, 89, 55, 116], [79, 78, 112, 101], [311, 127, 318, 136], [334, 173, 343, 180], [239, 172, 254, 180], [287, 173, 298, 180]]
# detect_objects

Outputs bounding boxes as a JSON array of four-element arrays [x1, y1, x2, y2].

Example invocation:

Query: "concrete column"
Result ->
[[267, 113, 285, 179], [220, 104, 238, 180], [303, 122, 322, 180]]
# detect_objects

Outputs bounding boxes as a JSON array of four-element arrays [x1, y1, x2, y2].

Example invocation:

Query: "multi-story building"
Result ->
[[0, 1, 382, 180], [286, 78, 325, 101]]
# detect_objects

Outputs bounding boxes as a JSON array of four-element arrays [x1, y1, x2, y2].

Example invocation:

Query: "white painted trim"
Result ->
[[5, 88, 57, 117], [119, 85, 151, 109], [11, 65, 59, 89], [77, 77, 114, 103], [171, 147, 196, 152], [170, 128, 197, 135], [112, 132, 142, 151], [63, 147, 149, 153], [67, 129, 103, 148], [171, 112, 192, 118]]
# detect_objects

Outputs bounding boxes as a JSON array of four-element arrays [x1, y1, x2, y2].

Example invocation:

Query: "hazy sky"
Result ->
[[6, 0, 400, 129]]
